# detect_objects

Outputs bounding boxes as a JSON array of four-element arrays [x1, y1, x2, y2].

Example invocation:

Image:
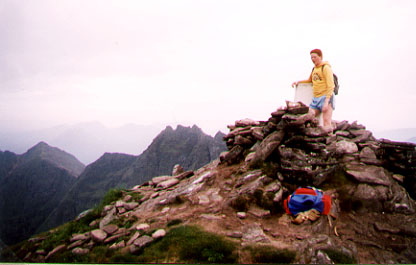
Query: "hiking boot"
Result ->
[[292, 212, 308, 224], [305, 209, 321, 221]]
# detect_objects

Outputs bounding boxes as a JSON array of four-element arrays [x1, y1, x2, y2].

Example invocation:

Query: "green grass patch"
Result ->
[[245, 244, 296, 264], [98, 188, 123, 210], [167, 219, 183, 227], [39, 189, 124, 252], [137, 225, 237, 263], [323, 248, 356, 264], [125, 191, 144, 202]]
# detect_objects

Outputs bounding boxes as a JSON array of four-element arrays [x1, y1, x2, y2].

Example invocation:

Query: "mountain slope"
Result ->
[[37, 153, 137, 233], [38, 125, 227, 232], [6, 102, 416, 264], [0, 142, 85, 245]]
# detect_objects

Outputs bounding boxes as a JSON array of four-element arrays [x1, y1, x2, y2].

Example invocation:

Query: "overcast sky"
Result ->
[[1, 0, 416, 136]]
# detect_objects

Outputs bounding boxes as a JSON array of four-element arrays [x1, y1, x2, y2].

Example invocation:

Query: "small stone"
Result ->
[[136, 223, 150, 231], [251, 127, 264, 141], [35, 249, 47, 255], [235, 118, 260, 127], [70, 233, 89, 242], [123, 195, 133, 202], [109, 240, 126, 250], [227, 231, 243, 238], [157, 178, 180, 189], [99, 208, 116, 229], [152, 229, 166, 239], [124, 202, 139, 211], [90, 229, 107, 242], [392, 174, 404, 183], [176, 170, 194, 180], [161, 207, 170, 213], [200, 214, 222, 220], [102, 224, 119, 235], [172, 164, 184, 176], [104, 233, 126, 244], [152, 176, 172, 185], [45, 244, 66, 261], [248, 206, 271, 218], [133, 235, 154, 248], [127, 231, 141, 246], [330, 140, 358, 154], [103, 205, 114, 212], [89, 220, 98, 228], [68, 240, 85, 250], [237, 212, 247, 219], [273, 189, 283, 203], [198, 195, 210, 205], [72, 247, 89, 255], [245, 152, 256, 162]]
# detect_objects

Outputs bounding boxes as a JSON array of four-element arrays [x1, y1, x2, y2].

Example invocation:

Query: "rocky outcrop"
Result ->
[[221, 101, 416, 215]]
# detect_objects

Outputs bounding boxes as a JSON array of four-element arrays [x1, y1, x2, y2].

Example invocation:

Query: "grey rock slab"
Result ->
[[242, 224, 270, 243], [157, 178, 180, 189], [346, 164, 391, 186]]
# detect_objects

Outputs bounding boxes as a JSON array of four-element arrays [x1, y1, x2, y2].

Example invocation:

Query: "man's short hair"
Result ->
[[310, 49, 323, 58]]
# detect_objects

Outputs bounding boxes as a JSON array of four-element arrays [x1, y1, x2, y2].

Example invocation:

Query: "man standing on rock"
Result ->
[[292, 49, 335, 133]]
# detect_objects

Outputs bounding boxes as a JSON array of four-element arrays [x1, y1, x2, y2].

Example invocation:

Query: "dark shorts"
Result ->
[[310, 95, 335, 111]]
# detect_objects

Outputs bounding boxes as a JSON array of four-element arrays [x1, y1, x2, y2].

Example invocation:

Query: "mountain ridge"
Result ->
[[0, 142, 84, 245], [37, 124, 227, 234]]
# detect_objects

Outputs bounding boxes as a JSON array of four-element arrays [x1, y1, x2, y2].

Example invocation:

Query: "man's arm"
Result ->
[[292, 73, 312, 87]]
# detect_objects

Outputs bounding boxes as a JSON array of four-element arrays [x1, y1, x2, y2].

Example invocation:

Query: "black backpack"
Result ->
[[312, 64, 339, 95]]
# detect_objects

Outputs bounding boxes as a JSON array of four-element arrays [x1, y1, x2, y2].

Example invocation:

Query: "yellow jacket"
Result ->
[[304, 61, 335, 98]]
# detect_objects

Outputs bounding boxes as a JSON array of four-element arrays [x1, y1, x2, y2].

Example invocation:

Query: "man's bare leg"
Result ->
[[322, 105, 333, 132], [309, 108, 320, 118], [307, 108, 321, 126]]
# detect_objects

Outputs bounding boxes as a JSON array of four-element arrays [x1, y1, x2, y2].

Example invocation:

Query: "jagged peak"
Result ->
[[214, 131, 226, 140]]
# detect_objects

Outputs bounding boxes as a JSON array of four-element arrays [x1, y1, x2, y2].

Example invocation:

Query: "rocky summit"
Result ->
[[3, 101, 416, 264]]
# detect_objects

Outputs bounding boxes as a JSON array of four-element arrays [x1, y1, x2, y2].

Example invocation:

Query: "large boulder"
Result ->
[[250, 130, 285, 165], [345, 164, 391, 186]]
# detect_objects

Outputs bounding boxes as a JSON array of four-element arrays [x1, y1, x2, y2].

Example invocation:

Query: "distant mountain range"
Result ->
[[0, 122, 164, 164], [373, 128, 416, 143], [0, 124, 226, 246]]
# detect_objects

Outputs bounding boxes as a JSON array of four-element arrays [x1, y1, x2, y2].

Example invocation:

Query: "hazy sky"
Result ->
[[1, 0, 416, 136]]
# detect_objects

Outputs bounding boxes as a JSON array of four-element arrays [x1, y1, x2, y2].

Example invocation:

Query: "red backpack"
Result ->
[[284, 187, 331, 216]]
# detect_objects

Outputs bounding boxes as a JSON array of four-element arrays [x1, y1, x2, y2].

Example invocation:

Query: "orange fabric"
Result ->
[[284, 196, 291, 214], [321, 195, 332, 215], [294, 188, 317, 196]]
